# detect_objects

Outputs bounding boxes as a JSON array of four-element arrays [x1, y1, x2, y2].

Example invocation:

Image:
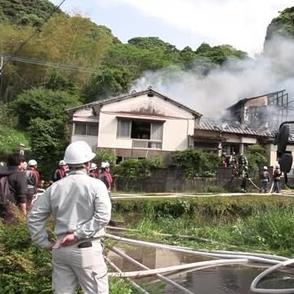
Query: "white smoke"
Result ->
[[131, 35, 294, 119]]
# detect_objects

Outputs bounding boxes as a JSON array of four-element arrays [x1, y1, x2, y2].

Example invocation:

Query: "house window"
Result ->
[[131, 121, 150, 139], [117, 118, 163, 148], [74, 122, 98, 136], [117, 119, 131, 138]]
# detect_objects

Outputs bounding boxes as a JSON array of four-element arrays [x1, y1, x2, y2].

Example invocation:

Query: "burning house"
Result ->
[[66, 88, 293, 168], [226, 89, 289, 130]]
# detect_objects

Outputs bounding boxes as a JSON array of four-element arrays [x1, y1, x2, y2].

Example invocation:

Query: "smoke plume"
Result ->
[[131, 35, 294, 119]]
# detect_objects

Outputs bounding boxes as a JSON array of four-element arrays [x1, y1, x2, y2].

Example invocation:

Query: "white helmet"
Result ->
[[59, 160, 67, 166], [275, 164, 280, 169], [263, 166, 268, 170], [28, 159, 37, 166], [90, 162, 97, 171], [64, 141, 96, 165], [101, 161, 110, 168]]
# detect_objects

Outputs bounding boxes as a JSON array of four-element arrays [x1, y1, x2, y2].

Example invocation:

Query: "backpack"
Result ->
[[0, 175, 11, 205]]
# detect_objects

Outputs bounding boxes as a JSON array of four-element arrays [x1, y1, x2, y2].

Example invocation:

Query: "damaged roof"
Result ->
[[227, 89, 286, 111], [67, 88, 202, 118], [196, 119, 276, 137]]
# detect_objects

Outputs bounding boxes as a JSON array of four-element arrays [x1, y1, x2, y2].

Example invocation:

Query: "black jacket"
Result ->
[[0, 166, 27, 204]]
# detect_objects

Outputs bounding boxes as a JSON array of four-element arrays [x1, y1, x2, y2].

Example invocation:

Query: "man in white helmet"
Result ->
[[89, 162, 99, 178], [272, 164, 282, 193], [27, 141, 111, 293], [52, 160, 68, 182], [260, 166, 270, 193], [99, 161, 112, 195], [26, 159, 41, 209]]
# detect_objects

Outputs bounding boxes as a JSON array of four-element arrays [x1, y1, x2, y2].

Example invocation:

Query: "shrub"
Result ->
[[95, 149, 116, 166], [246, 144, 267, 177], [114, 157, 161, 179], [171, 149, 220, 178]]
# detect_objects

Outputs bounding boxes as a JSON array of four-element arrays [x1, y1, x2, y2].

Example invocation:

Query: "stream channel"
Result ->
[[108, 244, 294, 293]]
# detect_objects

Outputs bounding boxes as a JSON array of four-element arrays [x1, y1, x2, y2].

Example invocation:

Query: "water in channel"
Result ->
[[108, 244, 294, 293]]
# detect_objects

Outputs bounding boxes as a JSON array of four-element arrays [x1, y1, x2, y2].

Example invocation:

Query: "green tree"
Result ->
[[0, 0, 60, 25], [11, 88, 80, 177], [265, 7, 294, 41], [82, 66, 133, 102], [180, 46, 197, 68], [0, 15, 115, 100], [12, 88, 80, 130], [29, 117, 66, 178], [195, 43, 247, 64]]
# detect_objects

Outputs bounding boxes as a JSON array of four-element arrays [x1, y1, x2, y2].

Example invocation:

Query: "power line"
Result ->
[[1, 0, 67, 72], [2, 55, 98, 74]]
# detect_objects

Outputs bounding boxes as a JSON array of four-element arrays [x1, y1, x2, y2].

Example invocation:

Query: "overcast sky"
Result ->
[[50, 0, 293, 56]]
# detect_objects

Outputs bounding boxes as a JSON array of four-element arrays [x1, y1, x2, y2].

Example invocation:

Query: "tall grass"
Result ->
[[113, 197, 294, 256]]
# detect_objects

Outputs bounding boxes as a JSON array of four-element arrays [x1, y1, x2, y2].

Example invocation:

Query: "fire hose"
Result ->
[[250, 258, 294, 293], [248, 178, 260, 190]]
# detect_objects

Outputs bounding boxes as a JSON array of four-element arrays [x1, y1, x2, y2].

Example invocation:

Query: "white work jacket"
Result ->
[[27, 170, 111, 248]]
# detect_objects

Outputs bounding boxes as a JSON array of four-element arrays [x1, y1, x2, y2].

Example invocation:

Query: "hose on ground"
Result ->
[[250, 258, 294, 293]]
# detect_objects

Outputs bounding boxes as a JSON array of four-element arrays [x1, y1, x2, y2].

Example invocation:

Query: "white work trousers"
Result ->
[[52, 240, 108, 294]]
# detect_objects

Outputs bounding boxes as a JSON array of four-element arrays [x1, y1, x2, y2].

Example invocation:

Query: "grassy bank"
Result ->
[[2, 195, 294, 292], [112, 196, 294, 256]]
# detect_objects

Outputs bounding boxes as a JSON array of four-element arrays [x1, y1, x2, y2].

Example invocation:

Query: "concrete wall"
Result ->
[[114, 167, 249, 193]]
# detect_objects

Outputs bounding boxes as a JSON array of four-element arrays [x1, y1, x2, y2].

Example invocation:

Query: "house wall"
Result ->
[[233, 96, 267, 124], [97, 93, 195, 151], [244, 96, 268, 108], [71, 108, 99, 149]]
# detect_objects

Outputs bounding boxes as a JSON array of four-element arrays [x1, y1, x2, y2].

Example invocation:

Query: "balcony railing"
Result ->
[[132, 139, 162, 149]]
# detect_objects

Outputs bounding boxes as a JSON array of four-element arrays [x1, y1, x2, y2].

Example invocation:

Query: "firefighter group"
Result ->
[[221, 152, 282, 193]]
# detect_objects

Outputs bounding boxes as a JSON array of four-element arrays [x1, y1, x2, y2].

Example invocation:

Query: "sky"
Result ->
[[51, 0, 293, 56], [49, 0, 294, 118]]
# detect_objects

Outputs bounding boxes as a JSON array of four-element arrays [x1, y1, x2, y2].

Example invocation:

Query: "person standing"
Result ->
[[26, 159, 41, 209], [52, 160, 68, 182], [272, 164, 282, 193], [99, 162, 113, 195], [0, 153, 27, 223], [27, 141, 111, 294], [260, 166, 270, 193], [240, 167, 249, 193], [89, 162, 99, 178]]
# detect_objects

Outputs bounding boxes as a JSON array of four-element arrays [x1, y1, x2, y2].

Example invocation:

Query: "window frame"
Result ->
[[74, 121, 98, 136]]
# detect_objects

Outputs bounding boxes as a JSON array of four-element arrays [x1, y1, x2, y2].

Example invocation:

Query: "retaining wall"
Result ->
[[114, 167, 255, 193]]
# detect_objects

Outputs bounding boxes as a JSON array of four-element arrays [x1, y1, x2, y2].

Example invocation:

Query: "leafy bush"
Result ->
[[114, 158, 161, 179], [246, 144, 267, 177], [95, 149, 117, 167], [0, 126, 29, 156], [0, 219, 52, 293], [171, 149, 221, 178]]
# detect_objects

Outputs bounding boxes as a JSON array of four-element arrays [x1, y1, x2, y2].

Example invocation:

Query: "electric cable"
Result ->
[[2, 55, 97, 74], [1, 0, 67, 72]]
